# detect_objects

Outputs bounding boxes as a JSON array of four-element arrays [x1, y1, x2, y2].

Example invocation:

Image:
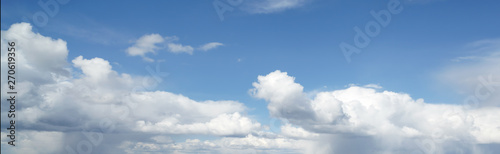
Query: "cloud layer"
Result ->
[[2, 22, 500, 154]]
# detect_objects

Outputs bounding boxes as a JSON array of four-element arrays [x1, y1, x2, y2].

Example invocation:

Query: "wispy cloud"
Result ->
[[199, 42, 224, 51], [242, 0, 310, 14], [126, 34, 164, 56], [167, 43, 194, 54], [440, 39, 500, 106], [125, 34, 224, 62]]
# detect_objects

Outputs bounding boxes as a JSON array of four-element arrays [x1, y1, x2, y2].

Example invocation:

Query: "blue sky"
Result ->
[[2, 0, 500, 153]]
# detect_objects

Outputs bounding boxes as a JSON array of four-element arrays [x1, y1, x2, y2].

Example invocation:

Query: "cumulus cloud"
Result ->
[[1, 22, 70, 85], [250, 70, 315, 122], [126, 34, 223, 61], [1, 23, 259, 153], [251, 70, 500, 153], [10, 53, 258, 135], [3, 22, 500, 153], [242, 0, 310, 14]]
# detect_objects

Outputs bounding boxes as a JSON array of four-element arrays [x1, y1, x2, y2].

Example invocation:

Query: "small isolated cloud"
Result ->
[[242, 0, 310, 14], [363, 84, 382, 89], [167, 43, 194, 54], [199, 42, 223, 51], [125, 34, 223, 61], [126, 33, 164, 56]]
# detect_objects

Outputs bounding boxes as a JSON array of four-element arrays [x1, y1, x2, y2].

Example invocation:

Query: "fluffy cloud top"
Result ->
[[1, 23, 258, 153], [251, 70, 315, 122], [251, 70, 500, 153], [3, 22, 500, 154], [1, 22, 70, 84]]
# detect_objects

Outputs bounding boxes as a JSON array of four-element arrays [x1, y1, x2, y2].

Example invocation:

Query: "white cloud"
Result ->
[[73, 56, 114, 82], [363, 84, 382, 89], [136, 112, 261, 136], [250, 70, 315, 122], [167, 43, 194, 54], [126, 34, 223, 61], [251, 70, 500, 153], [199, 42, 224, 51], [1, 22, 70, 85], [120, 134, 311, 153], [126, 33, 164, 56], [3, 23, 500, 153], [280, 124, 319, 139], [242, 0, 310, 14], [1, 23, 257, 143]]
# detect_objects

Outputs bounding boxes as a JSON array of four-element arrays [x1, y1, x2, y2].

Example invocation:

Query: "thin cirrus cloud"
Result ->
[[126, 33, 224, 62], [199, 42, 224, 51], [439, 38, 500, 107], [241, 0, 310, 14]]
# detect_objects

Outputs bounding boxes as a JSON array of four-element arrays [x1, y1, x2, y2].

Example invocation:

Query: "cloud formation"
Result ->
[[2, 22, 500, 154], [120, 134, 310, 154], [0, 23, 257, 153], [126, 34, 224, 62], [126, 33, 164, 62], [251, 70, 500, 153]]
